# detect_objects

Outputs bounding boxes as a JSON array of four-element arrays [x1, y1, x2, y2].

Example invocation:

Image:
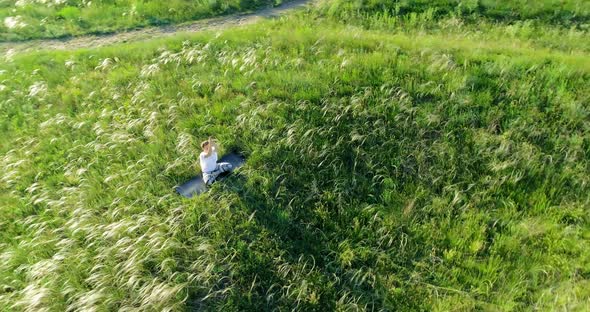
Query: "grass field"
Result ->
[[0, 0, 284, 41], [319, 0, 590, 25], [1, 0, 589, 311]]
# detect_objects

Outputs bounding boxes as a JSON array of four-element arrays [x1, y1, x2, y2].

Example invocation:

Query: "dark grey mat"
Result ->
[[175, 153, 246, 198]]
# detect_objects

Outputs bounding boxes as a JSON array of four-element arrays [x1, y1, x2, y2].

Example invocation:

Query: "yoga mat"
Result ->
[[175, 153, 246, 198]]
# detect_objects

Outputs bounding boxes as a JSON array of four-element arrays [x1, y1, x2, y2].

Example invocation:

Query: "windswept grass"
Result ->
[[0, 0, 286, 41], [315, 0, 590, 53], [1, 2, 589, 311], [318, 0, 590, 26]]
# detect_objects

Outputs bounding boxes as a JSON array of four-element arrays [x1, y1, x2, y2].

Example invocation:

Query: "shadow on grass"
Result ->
[[184, 166, 341, 310], [182, 161, 426, 310]]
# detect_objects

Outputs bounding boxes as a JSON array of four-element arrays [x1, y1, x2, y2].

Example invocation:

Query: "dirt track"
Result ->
[[0, 0, 311, 53]]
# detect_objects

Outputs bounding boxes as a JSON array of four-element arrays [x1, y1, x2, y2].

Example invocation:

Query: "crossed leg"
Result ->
[[203, 162, 233, 185]]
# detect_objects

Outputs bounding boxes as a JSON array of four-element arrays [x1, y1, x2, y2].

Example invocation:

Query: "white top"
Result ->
[[199, 146, 217, 173]]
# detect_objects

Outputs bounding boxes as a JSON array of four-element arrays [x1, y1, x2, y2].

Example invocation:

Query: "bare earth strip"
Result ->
[[0, 0, 311, 53]]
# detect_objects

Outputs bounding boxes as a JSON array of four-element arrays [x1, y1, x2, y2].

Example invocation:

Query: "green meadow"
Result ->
[[0, 0, 284, 41], [1, 0, 589, 310]]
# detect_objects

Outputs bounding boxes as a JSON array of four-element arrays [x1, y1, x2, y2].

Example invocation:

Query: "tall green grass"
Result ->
[[318, 0, 590, 26], [1, 4, 589, 312], [0, 0, 285, 41], [315, 0, 590, 53]]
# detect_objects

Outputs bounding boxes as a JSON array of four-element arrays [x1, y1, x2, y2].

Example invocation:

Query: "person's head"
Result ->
[[201, 140, 210, 153]]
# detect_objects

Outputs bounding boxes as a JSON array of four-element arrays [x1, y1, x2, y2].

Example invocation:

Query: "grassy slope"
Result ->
[[0, 0, 284, 41], [319, 0, 590, 25], [1, 4, 590, 312]]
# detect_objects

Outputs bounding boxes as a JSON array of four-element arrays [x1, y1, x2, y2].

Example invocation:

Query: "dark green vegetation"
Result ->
[[0, 0, 284, 41], [1, 0, 589, 311], [322, 0, 590, 26]]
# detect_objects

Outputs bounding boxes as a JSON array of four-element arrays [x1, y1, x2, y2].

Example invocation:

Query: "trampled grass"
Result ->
[[1, 1, 589, 311], [0, 0, 286, 41]]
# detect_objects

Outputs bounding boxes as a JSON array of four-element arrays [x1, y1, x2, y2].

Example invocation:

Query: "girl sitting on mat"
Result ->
[[200, 137, 233, 185]]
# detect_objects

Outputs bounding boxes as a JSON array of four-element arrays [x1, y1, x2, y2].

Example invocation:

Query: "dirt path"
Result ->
[[0, 0, 311, 53]]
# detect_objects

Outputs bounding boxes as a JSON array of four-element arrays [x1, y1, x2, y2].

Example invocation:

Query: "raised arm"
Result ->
[[205, 137, 217, 157]]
